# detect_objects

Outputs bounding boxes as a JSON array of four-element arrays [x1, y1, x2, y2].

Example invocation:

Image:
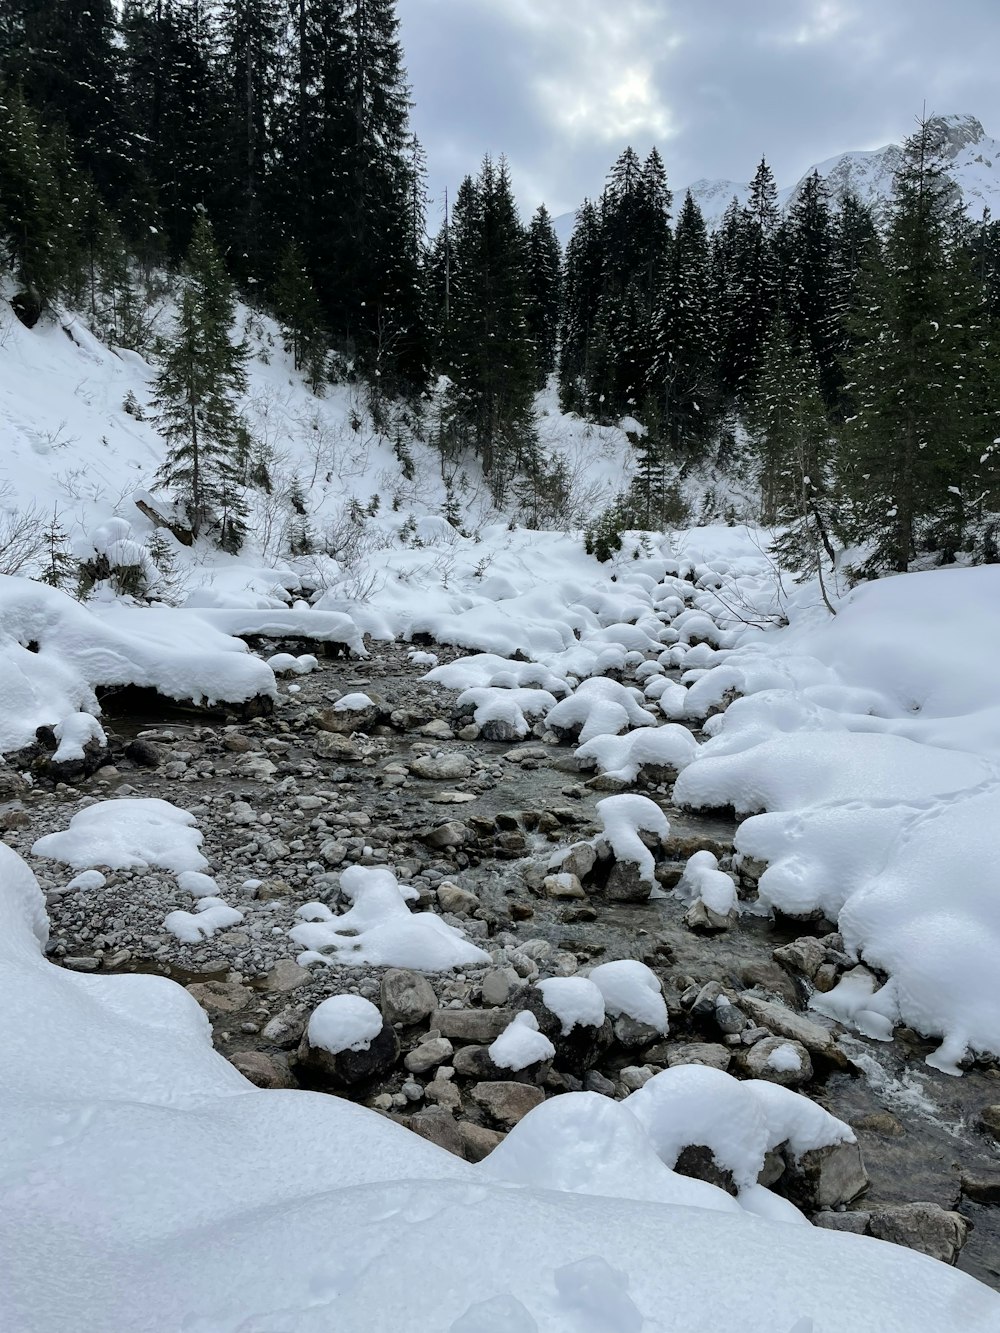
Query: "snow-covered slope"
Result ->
[[554, 113, 1000, 241]]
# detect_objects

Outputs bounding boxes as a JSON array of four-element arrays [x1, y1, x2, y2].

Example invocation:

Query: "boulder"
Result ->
[[410, 752, 474, 781], [685, 898, 736, 933], [421, 821, 470, 849], [313, 732, 362, 762], [783, 1138, 869, 1211], [457, 1120, 505, 1162], [403, 1107, 467, 1159], [977, 1104, 1000, 1140], [522, 987, 613, 1077], [738, 1037, 813, 1087], [186, 980, 251, 1014], [673, 1144, 738, 1197], [867, 1202, 969, 1265], [605, 860, 651, 904], [404, 1035, 454, 1075], [381, 969, 438, 1027], [544, 873, 586, 900], [471, 1080, 545, 1129], [295, 1021, 400, 1090], [738, 994, 850, 1069], [432, 1008, 513, 1045], [665, 1042, 731, 1072], [437, 882, 481, 914], [229, 1050, 297, 1089], [259, 958, 310, 993]]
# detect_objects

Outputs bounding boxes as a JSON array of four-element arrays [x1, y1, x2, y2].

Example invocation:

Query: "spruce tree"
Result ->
[[784, 171, 840, 404], [153, 214, 250, 549], [841, 116, 994, 571], [651, 190, 717, 458], [524, 204, 562, 388], [558, 199, 603, 412]]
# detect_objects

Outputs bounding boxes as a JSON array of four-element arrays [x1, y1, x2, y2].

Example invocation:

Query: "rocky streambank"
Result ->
[[3, 638, 999, 1288]]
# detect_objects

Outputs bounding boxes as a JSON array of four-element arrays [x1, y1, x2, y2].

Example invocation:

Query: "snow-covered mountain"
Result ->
[[554, 113, 1000, 243]]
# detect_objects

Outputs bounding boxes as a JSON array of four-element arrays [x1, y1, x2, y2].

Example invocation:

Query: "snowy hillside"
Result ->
[[0, 290, 638, 603], [554, 113, 1000, 240]]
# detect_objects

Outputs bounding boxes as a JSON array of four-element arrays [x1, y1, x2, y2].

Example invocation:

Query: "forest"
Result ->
[[2, 0, 1000, 576]]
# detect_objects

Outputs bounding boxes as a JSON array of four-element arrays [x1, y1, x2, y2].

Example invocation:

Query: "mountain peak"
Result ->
[[927, 113, 986, 157]]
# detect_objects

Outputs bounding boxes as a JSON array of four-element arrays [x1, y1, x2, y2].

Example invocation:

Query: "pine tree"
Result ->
[[651, 189, 717, 457], [272, 240, 328, 387], [443, 157, 536, 496], [524, 204, 562, 388], [841, 116, 995, 571], [716, 159, 780, 403], [558, 198, 603, 412], [784, 171, 840, 404], [153, 214, 250, 549]]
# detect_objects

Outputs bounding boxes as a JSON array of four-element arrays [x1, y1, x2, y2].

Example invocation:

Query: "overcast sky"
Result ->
[[398, 0, 1000, 229]]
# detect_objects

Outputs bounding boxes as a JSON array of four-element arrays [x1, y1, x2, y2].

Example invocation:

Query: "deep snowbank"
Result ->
[[675, 562, 1000, 1072], [2, 844, 996, 1331]]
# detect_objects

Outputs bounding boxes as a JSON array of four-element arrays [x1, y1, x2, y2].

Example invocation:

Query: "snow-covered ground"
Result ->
[[4, 301, 1000, 1325]]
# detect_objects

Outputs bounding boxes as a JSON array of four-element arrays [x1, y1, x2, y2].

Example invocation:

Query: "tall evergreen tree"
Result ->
[[651, 189, 717, 457], [841, 117, 994, 571], [524, 204, 562, 388], [153, 214, 250, 549], [558, 198, 603, 413], [784, 171, 840, 403]]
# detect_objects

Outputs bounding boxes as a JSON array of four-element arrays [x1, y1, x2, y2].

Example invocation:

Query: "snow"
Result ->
[[488, 1011, 557, 1070], [767, 1043, 804, 1074], [456, 684, 557, 737], [675, 849, 739, 916], [593, 793, 670, 885], [536, 977, 606, 1034], [32, 797, 207, 873], [545, 676, 657, 743], [164, 896, 243, 943], [626, 1064, 855, 1192], [307, 994, 384, 1054], [574, 722, 699, 781], [0, 575, 276, 752], [289, 864, 490, 971], [587, 960, 669, 1033], [51, 711, 106, 762], [334, 690, 375, 710], [675, 563, 1000, 1070]]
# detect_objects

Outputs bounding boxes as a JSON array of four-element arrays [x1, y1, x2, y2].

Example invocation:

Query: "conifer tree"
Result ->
[[558, 199, 603, 412], [272, 240, 328, 388], [784, 171, 840, 404], [841, 116, 994, 571], [153, 214, 249, 549], [524, 204, 562, 387], [651, 190, 717, 457]]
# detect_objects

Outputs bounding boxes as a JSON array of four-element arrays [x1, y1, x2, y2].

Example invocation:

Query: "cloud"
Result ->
[[399, 0, 1000, 222]]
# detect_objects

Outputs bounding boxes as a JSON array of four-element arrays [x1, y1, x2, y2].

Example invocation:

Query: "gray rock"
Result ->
[[432, 1008, 513, 1044], [522, 988, 614, 1076], [259, 958, 309, 993], [557, 842, 598, 882], [403, 1107, 467, 1158], [261, 1006, 306, 1049], [713, 1001, 747, 1036], [472, 1080, 545, 1129], [685, 898, 736, 932], [665, 1042, 731, 1072], [543, 872, 586, 900], [784, 1138, 869, 1210], [481, 970, 512, 1008], [867, 1202, 969, 1265], [605, 860, 651, 903], [313, 732, 362, 762], [673, 1143, 737, 1196], [381, 969, 438, 1026], [773, 935, 827, 979], [410, 752, 474, 781], [452, 1044, 499, 1081], [738, 995, 850, 1069], [583, 1069, 617, 1097], [124, 739, 162, 768], [437, 882, 481, 914], [456, 1120, 505, 1163], [229, 1050, 297, 1089], [613, 1013, 665, 1050], [977, 1104, 1000, 1139], [404, 1035, 454, 1074], [960, 1170, 1000, 1204], [813, 1210, 872, 1235], [186, 980, 251, 1013], [618, 1064, 656, 1092], [739, 1036, 813, 1086], [421, 821, 470, 849]]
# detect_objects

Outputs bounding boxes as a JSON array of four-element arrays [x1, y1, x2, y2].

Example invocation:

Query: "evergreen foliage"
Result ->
[[153, 214, 250, 550]]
